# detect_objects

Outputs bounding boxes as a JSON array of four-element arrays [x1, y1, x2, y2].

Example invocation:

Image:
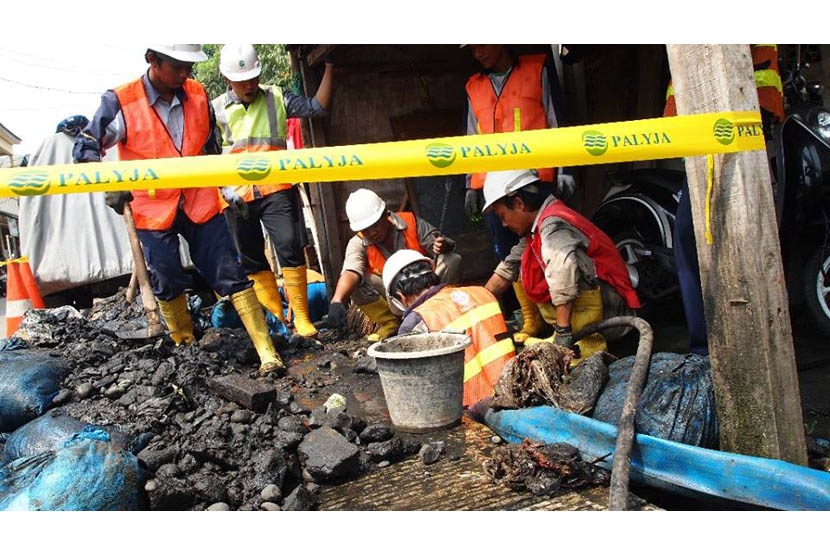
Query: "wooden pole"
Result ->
[[665, 45, 807, 465], [123, 204, 164, 336]]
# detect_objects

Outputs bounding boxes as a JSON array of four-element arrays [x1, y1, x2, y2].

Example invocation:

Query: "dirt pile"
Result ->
[[12, 290, 418, 510]]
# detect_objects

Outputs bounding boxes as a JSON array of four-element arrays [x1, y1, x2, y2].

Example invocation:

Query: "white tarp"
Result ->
[[18, 132, 134, 295]]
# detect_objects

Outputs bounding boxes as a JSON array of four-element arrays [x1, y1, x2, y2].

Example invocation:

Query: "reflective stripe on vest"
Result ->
[[520, 200, 641, 310], [213, 85, 291, 209], [415, 287, 515, 406], [465, 54, 555, 189], [664, 45, 784, 122], [114, 77, 216, 231], [365, 213, 425, 275]]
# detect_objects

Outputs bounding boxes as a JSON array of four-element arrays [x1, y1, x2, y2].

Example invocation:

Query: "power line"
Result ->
[[0, 75, 102, 95], [0, 52, 136, 79]]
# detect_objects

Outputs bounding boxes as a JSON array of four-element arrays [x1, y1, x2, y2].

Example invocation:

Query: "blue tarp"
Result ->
[[0, 349, 68, 433], [0, 428, 145, 511], [480, 405, 830, 511]]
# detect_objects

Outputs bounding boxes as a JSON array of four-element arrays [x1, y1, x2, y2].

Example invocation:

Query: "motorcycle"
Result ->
[[591, 46, 830, 333]]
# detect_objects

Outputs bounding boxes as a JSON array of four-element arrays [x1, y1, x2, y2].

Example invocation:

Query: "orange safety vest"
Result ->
[[114, 77, 217, 231], [664, 44, 784, 123], [415, 286, 515, 407], [363, 212, 426, 275], [466, 53, 556, 189], [521, 200, 641, 310], [213, 86, 293, 211]]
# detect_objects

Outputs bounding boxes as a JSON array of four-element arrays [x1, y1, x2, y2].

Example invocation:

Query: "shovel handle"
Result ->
[[123, 204, 163, 333]]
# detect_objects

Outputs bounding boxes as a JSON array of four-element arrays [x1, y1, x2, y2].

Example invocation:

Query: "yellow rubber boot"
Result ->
[[282, 266, 318, 338], [248, 270, 285, 322], [512, 281, 544, 345], [230, 288, 285, 375], [358, 297, 401, 342], [157, 294, 195, 346], [524, 289, 607, 364]]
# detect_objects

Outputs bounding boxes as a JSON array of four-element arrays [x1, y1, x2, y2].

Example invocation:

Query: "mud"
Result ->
[[10, 289, 434, 511]]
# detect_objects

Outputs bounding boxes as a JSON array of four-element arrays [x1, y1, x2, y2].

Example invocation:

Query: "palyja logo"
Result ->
[[582, 130, 608, 156], [8, 170, 51, 196], [236, 157, 272, 181], [713, 118, 735, 145], [425, 143, 456, 168]]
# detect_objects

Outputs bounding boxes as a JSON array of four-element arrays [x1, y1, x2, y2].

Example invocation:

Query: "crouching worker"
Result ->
[[482, 170, 641, 363], [73, 44, 283, 375], [326, 189, 462, 341], [382, 250, 515, 407]]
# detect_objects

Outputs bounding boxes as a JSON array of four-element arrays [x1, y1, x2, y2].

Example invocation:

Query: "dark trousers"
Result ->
[[137, 211, 252, 301], [223, 187, 308, 274], [674, 180, 709, 355]]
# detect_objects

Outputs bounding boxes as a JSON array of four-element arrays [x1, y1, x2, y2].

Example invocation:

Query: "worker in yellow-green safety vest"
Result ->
[[212, 44, 334, 338]]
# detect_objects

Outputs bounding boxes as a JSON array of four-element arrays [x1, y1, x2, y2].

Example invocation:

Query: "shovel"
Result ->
[[432, 176, 455, 263], [117, 204, 166, 340]]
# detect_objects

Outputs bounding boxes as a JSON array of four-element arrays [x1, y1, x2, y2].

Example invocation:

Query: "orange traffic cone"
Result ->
[[18, 259, 44, 309], [5, 262, 31, 338]]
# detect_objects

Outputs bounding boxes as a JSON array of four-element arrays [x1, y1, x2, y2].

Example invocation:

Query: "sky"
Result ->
[[0, 43, 149, 156]]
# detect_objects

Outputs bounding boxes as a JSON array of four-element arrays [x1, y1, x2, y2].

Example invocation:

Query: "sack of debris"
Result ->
[[592, 352, 719, 448], [211, 298, 290, 338], [0, 428, 146, 511], [0, 348, 68, 433], [2, 409, 151, 463]]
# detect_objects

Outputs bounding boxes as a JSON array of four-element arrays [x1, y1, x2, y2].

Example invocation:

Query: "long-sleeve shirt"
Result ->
[[73, 72, 221, 163], [222, 85, 327, 120], [493, 195, 598, 306], [341, 213, 455, 278]]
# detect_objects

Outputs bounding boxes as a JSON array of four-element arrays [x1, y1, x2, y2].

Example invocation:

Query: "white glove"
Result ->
[[221, 187, 249, 219], [556, 173, 576, 201]]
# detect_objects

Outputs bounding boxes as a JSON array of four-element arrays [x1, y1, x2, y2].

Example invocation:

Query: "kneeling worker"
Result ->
[[482, 170, 641, 362], [74, 44, 283, 374], [327, 188, 462, 341], [383, 249, 515, 407]]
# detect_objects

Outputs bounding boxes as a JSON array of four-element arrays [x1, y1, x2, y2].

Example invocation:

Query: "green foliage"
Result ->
[[193, 44, 293, 99]]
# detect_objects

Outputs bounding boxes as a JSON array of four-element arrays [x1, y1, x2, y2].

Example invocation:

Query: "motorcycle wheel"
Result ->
[[803, 246, 830, 336], [613, 231, 677, 303]]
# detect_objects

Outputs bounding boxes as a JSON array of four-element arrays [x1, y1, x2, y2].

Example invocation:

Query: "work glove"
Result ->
[[464, 189, 485, 221], [552, 325, 574, 350], [326, 301, 348, 331], [105, 191, 133, 216], [555, 173, 576, 202], [221, 187, 249, 220]]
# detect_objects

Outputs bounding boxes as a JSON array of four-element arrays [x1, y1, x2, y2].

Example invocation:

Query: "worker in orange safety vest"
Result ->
[[383, 249, 515, 407]]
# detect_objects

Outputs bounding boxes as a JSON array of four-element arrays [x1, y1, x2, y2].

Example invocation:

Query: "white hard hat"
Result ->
[[382, 249, 433, 295], [219, 44, 262, 81], [346, 188, 387, 232], [147, 44, 208, 63], [482, 169, 540, 213]]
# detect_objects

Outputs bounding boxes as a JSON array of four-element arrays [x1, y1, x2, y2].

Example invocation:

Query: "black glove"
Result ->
[[552, 325, 574, 349], [327, 301, 348, 330], [105, 191, 133, 216], [464, 189, 484, 220]]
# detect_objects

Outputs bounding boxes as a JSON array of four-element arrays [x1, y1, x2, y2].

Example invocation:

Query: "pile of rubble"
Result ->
[[10, 290, 426, 511]]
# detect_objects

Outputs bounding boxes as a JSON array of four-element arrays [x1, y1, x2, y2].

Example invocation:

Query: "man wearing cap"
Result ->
[[212, 44, 334, 339], [462, 44, 571, 346], [326, 188, 462, 341], [383, 249, 514, 407], [482, 169, 640, 363], [73, 44, 284, 375]]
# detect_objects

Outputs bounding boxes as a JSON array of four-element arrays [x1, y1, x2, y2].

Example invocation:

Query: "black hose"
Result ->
[[574, 316, 654, 511]]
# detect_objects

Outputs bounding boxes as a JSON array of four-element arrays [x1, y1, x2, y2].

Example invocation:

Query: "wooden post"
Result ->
[[665, 45, 807, 465]]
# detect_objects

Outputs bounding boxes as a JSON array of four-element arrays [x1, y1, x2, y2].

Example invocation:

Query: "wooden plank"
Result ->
[[306, 45, 335, 67], [665, 44, 807, 465]]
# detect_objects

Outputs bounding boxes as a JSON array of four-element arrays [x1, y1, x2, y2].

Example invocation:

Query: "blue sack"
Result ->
[[0, 428, 146, 511], [2, 409, 150, 463], [210, 299, 290, 339], [0, 349, 68, 433], [592, 352, 719, 449]]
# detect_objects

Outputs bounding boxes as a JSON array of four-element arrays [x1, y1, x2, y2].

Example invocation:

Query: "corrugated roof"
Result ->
[[0, 122, 21, 144]]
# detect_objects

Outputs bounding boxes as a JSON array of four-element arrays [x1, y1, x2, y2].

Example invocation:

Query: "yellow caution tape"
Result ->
[[0, 112, 765, 198]]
